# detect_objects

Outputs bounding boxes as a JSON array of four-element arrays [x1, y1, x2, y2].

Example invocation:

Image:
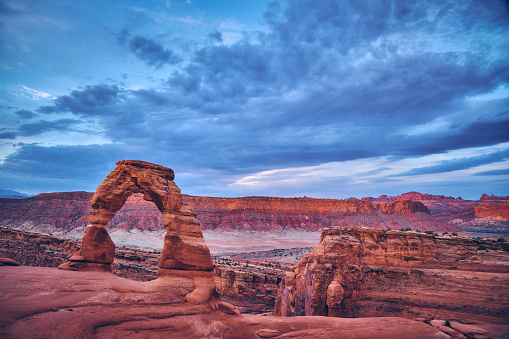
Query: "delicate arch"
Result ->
[[60, 160, 213, 273]]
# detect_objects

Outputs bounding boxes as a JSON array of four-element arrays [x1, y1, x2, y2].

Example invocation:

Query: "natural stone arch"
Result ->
[[60, 160, 213, 274]]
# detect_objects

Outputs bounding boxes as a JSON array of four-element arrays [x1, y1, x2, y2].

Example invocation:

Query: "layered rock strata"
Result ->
[[362, 192, 509, 213], [0, 192, 462, 233], [274, 226, 509, 324], [184, 196, 459, 232], [474, 203, 509, 221]]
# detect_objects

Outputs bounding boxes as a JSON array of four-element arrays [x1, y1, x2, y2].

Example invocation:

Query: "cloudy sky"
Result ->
[[1, 0, 508, 199]]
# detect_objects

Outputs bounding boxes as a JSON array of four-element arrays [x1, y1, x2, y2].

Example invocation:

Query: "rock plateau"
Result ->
[[0, 191, 465, 234]]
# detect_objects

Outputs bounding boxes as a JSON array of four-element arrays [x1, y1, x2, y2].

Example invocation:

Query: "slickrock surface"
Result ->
[[275, 226, 509, 326], [0, 266, 453, 339], [0, 226, 288, 310]]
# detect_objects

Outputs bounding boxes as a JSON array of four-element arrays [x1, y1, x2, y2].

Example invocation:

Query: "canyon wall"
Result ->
[[0, 192, 461, 233], [274, 226, 509, 324], [474, 203, 509, 221]]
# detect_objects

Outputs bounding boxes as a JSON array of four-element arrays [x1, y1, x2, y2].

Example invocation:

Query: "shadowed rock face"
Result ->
[[60, 160, 213, 275], [274, 226, 509, 324]]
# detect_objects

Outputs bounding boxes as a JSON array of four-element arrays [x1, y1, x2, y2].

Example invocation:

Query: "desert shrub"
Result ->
[[477, 245, 487, 251], [497, 238, 505, 243], [425, 231, 434, 235], [452, 233, 458, 236]]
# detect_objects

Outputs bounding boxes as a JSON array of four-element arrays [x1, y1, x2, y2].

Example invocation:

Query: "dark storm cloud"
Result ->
[[207, 30, 223, 43], [18, 119, 80, 136], [168, 41, 274, 99], [0, 143, 126, 180], [15, 109, 36, 119], [37, 84, 120, 116], [116, 29, 181, 68], [0, 132, 16, 139], [8, 0, 509, 187], [398, 114, 509, 156], [395, 149, 509, 176]]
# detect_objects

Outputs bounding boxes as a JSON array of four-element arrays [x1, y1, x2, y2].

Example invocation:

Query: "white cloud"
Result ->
[[13, 85, 56, 101]]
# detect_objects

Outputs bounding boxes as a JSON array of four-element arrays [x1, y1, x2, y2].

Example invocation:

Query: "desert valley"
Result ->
[[0, 160, 508, 338]]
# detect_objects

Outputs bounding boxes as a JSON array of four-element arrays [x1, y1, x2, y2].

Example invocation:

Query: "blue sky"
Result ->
[[0, 0, 508, 199]]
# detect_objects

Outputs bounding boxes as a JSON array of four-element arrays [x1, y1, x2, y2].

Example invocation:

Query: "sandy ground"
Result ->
[[62, 229, 323, 256]]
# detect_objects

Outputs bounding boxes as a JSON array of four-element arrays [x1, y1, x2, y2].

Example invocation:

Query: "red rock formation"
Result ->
[[213, 259, 285, 313], [474, 203, 509, 221], [274, 226, 509, 324], [59, 160, 218, 307], [1, 192, 461, 233], [0, 192, 92, 233], [362, 191, 509, 213], [480, 194, 509, 202], [183, 195, 457, 232], [1, 266, 455, 339]]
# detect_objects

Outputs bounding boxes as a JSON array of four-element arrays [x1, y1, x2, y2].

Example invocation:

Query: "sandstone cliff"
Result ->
[[0, 192, 92, 233], [362, 192, 509, 213], [0, 192, 461, 233], [183, 195, 452, 232], [274, 226, 509, 324], [474, 203, 509, 221]]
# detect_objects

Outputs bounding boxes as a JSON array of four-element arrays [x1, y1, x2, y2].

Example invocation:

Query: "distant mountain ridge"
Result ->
[[0, 191, 507, 234], [361, 191, 509, 213], [0, 189, 31, 199]]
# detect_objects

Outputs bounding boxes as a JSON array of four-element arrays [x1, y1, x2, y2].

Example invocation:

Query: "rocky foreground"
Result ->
[[1, 266, 457, 339], [1, 228, 508, 338]]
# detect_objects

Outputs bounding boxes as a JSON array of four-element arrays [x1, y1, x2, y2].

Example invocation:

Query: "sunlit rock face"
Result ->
[[274, 226, 509, 324], [474, 203, 509, 221], [59, 160, 213, 274]]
